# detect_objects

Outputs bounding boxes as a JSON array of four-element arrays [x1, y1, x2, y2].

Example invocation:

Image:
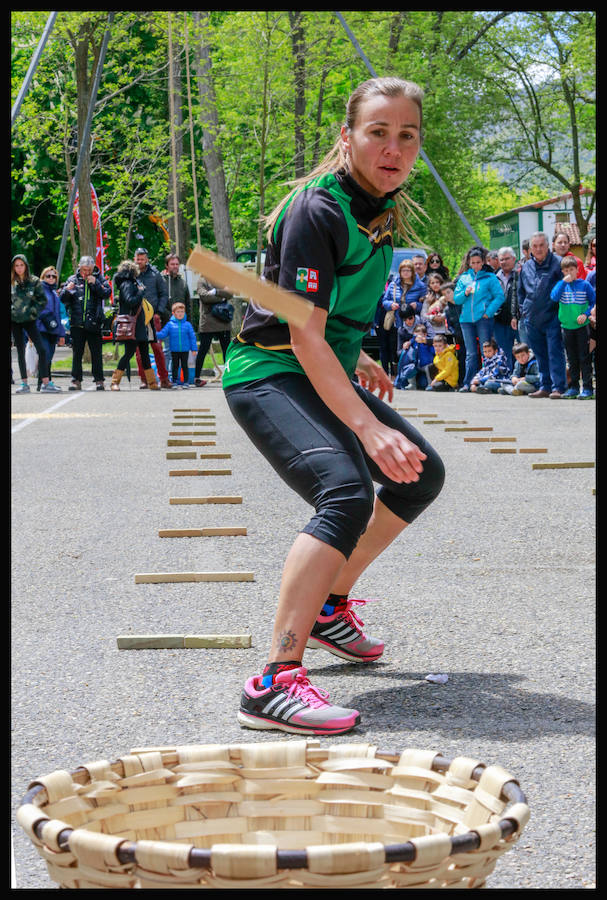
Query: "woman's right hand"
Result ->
[[358, 420, 426, 484]]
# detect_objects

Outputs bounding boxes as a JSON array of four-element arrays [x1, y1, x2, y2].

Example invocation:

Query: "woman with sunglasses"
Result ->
[[36, 267, 67, 391], [426, 251, 450, 281]]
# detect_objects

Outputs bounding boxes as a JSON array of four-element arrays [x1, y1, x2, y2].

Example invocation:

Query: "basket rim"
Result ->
[[19, 748, 527, 870]]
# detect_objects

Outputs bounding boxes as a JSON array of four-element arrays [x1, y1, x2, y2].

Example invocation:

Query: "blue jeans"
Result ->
[[460, 318, 494, 387], [493, 321, 517, 370], [525, 318, 567, 393]]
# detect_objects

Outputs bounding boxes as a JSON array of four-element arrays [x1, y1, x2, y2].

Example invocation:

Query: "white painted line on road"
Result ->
[[11, 386, 93, 434]]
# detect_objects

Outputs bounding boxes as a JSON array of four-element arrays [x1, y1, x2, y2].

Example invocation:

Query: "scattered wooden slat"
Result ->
[[168, 440, 216, 446], [166, 451, 196, 459], [199, 453, 231, 459], [134, 571, 254, 583], [423, 420, 468, 425], [170, 430, 217, 435], [169, 496, 242, 504], [168, 469, 231, 477], [445, 426, 493, 432], [158, 527, 247, 537], [490, 448, 516, 454], [519, 448, 547, 453], [401, 413, 438, 418], [464, 437, 516, 442], [117, 634, 252, 650], [184, 635, 251, 649], [117, 635, 186, 650], [173, 408, 211, 412], [532, 461, 595, 470]]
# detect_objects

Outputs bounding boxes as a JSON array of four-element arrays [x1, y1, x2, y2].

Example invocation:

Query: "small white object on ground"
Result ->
[[425, 673, 449, 684]]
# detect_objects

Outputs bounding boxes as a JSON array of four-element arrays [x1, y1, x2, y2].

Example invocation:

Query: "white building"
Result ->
[[485, 188, 596, 259]]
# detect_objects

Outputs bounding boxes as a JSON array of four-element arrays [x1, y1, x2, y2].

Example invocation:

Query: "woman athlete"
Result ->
[[223, 77, 445, 735]]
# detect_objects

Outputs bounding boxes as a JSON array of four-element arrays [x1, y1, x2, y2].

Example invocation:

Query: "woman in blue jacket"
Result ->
[[377, 257, 426, 375], [36, 265, 66, 391], [453, 247, 504, 390]]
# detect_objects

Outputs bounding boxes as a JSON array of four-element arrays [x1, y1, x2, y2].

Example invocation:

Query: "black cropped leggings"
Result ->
[[225, 372, 445, 559]]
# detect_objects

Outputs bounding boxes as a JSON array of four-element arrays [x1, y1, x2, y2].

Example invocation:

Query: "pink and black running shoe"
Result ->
[[306, 598, 384, 662], [237, 666, 360, 735]]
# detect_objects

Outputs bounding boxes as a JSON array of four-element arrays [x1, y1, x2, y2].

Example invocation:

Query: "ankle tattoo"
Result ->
[[277, 629, 298, 653]]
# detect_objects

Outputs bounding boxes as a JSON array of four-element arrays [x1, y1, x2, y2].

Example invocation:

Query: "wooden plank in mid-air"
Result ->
[[187, 245, 314, 329]]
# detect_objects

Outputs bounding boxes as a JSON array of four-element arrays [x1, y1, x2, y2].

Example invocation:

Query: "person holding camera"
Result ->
[[59, 255, 111, 391]]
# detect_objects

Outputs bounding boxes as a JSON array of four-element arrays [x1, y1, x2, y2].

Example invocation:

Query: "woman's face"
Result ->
[[428, 255, 441, 268], [341, 93, 421, 197], [428, 275, 442, 291], [553, 234, 570, 256], [399, 265, 414, 283], [469, 255, 484, 272], [13, 259, 26, 278]]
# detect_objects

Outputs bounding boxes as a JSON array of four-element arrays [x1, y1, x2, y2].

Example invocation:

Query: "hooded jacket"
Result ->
[[452, 268, 504, 323], [37, 281, 66, 337], [156, 314, 198, 352], [114, 268, 156, 343], [11, 254, 47, 323], [433, 344, 459, 388]]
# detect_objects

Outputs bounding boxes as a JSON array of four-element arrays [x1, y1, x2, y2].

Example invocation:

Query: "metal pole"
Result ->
[[55, 12, 114, 279], [334, 11, 482, 245], [11, 12, 58, 126]]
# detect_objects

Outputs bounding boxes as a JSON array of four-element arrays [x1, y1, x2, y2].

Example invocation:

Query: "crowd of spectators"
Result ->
[[374, 230, 596, 398], [10, 248, 235, 392], [12, 229, 596, 399]]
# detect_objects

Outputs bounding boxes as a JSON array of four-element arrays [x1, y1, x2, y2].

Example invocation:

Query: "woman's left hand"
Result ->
[[355, 351, 393, 402]]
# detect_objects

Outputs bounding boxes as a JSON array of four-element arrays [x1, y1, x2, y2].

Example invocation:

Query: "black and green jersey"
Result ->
[[222, 170, 396, 387]]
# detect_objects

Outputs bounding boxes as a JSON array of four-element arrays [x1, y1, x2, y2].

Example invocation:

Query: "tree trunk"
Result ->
[[256, 15, 271, 275], [288, 11, 306, 179], [193, 11, 235, 260]]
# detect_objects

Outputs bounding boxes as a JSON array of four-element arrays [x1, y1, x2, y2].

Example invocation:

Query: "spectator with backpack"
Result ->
[[194, 274, 234, 386]]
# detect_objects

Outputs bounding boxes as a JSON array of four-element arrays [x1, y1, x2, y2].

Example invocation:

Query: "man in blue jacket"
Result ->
[[517, 232, 566, 398]]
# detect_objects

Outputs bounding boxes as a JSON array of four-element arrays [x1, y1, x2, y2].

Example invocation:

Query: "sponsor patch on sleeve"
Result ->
[[295, 267, 319, 293]]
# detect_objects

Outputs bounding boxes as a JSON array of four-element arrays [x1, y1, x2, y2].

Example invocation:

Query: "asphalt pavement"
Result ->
[[11, 374, 595, 889]]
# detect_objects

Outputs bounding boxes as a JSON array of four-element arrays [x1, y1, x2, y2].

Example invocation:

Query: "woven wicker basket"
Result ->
[[17, 740, 529, 889]]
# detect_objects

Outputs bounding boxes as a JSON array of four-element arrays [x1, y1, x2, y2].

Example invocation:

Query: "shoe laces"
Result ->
[[336, 597, 379, 632], [286, 672, 329, 708]]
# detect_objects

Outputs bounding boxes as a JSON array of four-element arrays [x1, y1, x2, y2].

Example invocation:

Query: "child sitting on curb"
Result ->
[[499, 342, 540, 395], [470, 337, 511, 393], [426, 334, 459, 391], [394, 323, 436, 390]]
